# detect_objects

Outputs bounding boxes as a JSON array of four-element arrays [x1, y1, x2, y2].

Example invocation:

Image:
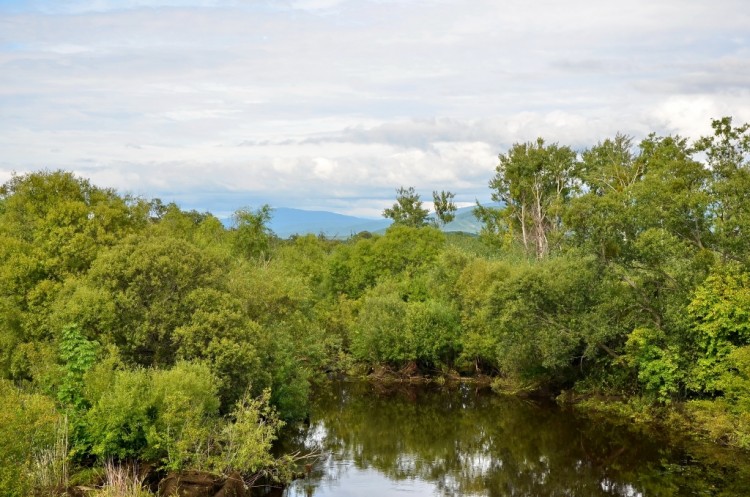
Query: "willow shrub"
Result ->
[[351, 280, 461, 370]]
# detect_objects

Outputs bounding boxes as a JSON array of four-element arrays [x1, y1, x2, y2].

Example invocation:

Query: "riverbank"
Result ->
[[358, 368, 750, 454], [565, 394, 750, 452], [279, 379, 750, 497]]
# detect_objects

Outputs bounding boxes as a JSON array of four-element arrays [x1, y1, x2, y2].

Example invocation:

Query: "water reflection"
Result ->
[[279, 381, 750, 497]]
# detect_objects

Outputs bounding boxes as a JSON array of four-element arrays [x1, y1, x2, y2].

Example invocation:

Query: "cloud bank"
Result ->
[[1, 0, 748, 216]]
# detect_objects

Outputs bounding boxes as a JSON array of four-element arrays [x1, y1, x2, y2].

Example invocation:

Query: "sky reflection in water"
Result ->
[[280, 382, 750, 497]]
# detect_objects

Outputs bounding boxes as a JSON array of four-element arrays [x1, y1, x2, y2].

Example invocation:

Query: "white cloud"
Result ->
[[289, 0, 348, 10], [1, 0, 749, 215], [651, 91, 750, 139]]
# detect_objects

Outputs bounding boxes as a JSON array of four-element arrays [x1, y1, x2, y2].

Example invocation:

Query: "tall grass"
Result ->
[[29, 416, 69, 496], [94, 461, 153, 497]]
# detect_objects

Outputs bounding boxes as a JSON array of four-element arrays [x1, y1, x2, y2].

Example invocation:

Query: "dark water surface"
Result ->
[[277, 381, 750, 497]]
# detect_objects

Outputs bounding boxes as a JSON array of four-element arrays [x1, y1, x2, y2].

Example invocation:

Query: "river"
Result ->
[[274, 380, 750, 497]]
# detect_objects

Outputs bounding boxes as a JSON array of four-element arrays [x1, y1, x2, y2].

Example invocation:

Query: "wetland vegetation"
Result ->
[[2, 117, 750, 495]]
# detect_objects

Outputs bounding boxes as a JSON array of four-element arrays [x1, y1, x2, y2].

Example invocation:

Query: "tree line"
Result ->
[[1, 116, 749, 495]]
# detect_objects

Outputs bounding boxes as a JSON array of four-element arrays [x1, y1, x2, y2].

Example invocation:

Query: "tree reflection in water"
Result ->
[[278, 382, 750, 497]]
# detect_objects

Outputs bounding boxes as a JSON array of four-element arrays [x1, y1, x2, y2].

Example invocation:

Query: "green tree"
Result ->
[[565, 134, 642, 260], [351, 282, 408, 365], [472, 201, 509, 249], [634, 134, 711, 251], [325, 226, 445, 299], [695, 116, 750, 259], [687, 262, 750, 393], [173, 288, 263, 409], [224, 258, 323, 419], [561, 133, 719, 402], [373, 225, 446, 277], [485, 253, 605, 385], [383, 187, 429, 228], [0, 171, 149, 384], [488, 139, 578, 258], [404, 299, 461, 367], [56, 234, 222, 367], [214, 389, 283, 474], [432, 190, 457, 227], [232, 205, 274, 261], [454, 257, 512, 372], [150, 202, 224, 245], [568, 133, 711, 260], [0, 170, 148, 279]]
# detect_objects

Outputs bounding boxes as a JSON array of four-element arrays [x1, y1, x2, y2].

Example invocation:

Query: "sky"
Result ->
[[1, 0, 749, 218]]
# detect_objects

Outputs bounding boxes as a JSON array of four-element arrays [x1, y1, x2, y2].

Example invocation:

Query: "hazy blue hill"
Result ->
[[267, 208, 392, 238], [439, 205, 485, 233], [221, 203, 502, 239]]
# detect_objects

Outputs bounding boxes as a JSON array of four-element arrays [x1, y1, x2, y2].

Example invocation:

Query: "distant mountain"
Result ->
[[221, 203, 502, 239], [439, 204, 486, 233], [267, 208, 392, 238]]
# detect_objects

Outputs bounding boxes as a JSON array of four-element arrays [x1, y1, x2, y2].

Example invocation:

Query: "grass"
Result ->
[[28, 416, 69, 496], [92, 461, 154, 497]]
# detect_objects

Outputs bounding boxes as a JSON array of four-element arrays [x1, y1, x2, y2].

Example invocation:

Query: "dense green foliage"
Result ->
[[2, 116, 750, 494]]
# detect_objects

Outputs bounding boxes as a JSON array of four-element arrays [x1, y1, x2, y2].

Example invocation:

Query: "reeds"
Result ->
[[94, 461, 153, 497], [29, 415, 69, 495]]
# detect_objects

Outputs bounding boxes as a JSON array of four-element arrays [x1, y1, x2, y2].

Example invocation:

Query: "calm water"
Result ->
[[277, 381, 750, 497]]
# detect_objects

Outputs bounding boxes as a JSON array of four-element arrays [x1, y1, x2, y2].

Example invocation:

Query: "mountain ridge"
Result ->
[[221, 203, 501, 239]]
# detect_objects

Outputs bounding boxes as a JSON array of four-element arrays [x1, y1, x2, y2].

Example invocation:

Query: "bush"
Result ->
[[351, 283, 407, 365], [0, 380, 62, 497], [212, 389, 283, 474], [84, 362, 220, 469], [404, 299, 460, 368]]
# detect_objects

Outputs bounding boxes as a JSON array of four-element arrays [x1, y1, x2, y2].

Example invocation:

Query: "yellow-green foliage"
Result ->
[[84, 362, 220, 469], [351, 281, 408, 365], [625, 327, 681, 403], [686, 346, 750, 449], [213, 389, 284, 474], [326, 225, 445, 298], [454, 257, 513, 370], [687, 262, 750, 393], [0, 380, 62, 497], [81, 361, 288, 473]]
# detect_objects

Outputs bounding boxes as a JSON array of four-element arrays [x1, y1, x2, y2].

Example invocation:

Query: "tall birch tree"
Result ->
[[489, 138, 578, 258]]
